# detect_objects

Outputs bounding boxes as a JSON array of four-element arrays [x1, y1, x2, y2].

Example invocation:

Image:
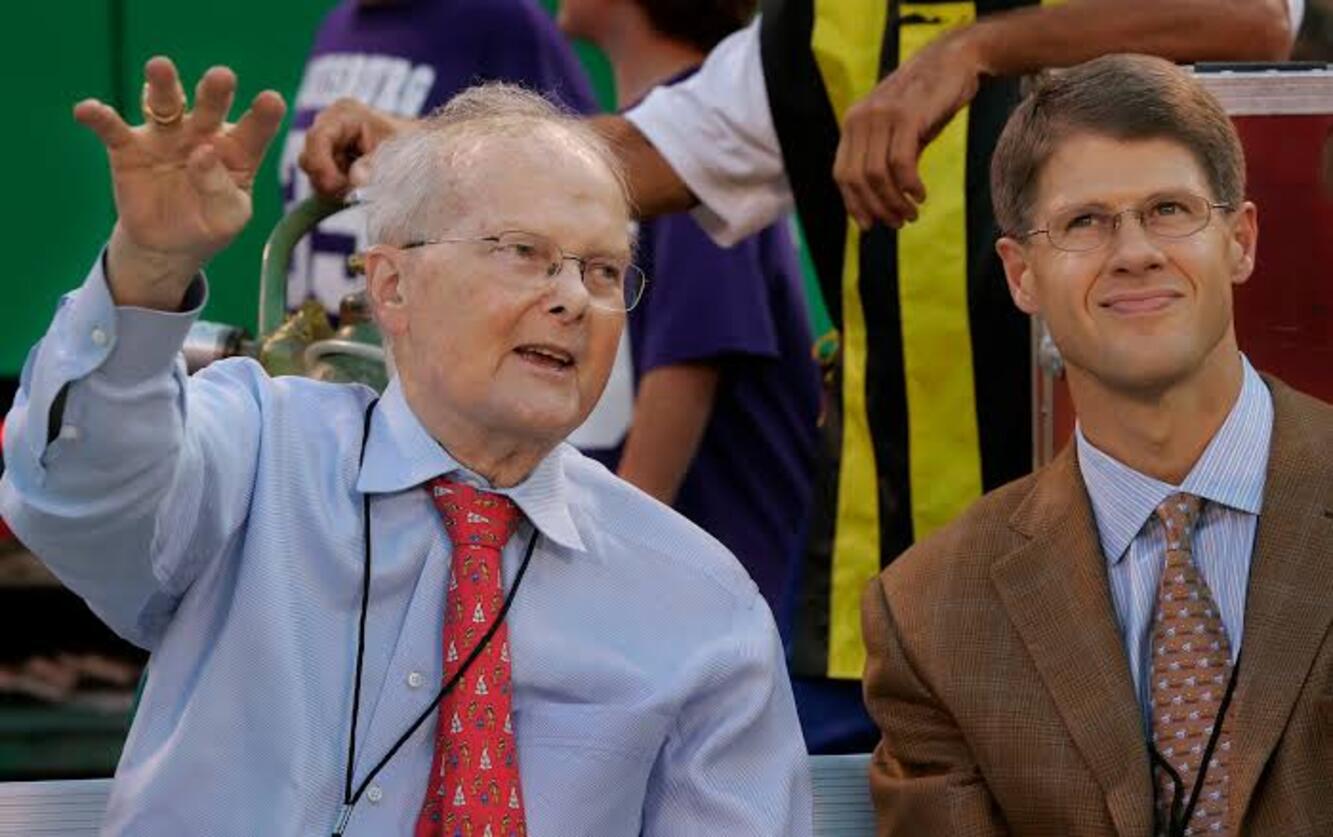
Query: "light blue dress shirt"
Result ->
[[0, 258, 813, 836], [1076, 356, 1273, 727]]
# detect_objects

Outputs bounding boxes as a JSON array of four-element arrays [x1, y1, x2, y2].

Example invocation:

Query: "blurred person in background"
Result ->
[[1292, 0, 1333, 58], [557, 0, 830, 745], [281, 0, 597, 314]]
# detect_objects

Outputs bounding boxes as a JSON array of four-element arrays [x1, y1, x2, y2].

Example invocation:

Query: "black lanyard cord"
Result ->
[[336, 398, 539, 835], [343, 399, 379, 814], [1175, 653, 1241, 837], [1149, 748, 1186, 831], [1151, 653, 1242, 837]]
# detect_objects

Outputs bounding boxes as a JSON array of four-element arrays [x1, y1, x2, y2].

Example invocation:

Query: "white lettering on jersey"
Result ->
[[284, 52, 439, 311]]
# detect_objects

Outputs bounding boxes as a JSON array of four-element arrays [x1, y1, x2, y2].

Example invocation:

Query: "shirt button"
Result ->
[[91, 327, 109, 347], [366, 785, 383, 804], [406, 671, 425, 689], [59, 425, 80, 442]]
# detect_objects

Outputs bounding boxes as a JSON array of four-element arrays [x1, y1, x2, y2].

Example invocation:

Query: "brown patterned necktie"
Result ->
[[1149, 492, 1234, 836]]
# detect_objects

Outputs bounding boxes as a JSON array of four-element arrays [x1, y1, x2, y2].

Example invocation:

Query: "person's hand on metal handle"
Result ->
[[833, 32, 983, 230], [74, 56, 286, 310], [299, 98, 414, 198]]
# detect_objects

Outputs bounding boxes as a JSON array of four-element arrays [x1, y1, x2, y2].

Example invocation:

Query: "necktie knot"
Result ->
[[1155, 492, 1202, 550], [429, 477, 522, 549]]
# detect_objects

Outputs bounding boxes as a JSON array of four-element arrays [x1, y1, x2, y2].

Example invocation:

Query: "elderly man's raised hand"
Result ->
[[299, 98, 413, 197], [74, 57, 285, 310]]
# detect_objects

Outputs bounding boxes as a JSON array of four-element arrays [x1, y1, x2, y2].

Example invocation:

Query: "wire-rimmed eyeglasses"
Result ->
[[400, 229, 647, 312], [1019, 193, 1234, 253]]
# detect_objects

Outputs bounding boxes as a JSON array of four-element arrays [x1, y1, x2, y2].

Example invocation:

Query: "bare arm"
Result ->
[[972, 0, 1292, 77], [298, 103, 697, 222], [589, 115, 697, 220], [615, 363, 719, 505], [839, 0, 1295, 229], [299, 0, 1293, 232], [298, 98, 414, 197]]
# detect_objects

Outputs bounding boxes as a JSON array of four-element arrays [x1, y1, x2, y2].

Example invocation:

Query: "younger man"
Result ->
[[862, 54, 1332, 835]]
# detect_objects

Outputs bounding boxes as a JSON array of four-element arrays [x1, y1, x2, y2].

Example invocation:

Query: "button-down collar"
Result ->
[[355, 376, 586, 553], [1077, 355, 1272, 565]]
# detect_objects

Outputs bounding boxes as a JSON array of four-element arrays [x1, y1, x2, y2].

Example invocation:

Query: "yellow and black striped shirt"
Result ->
[[761, 0, 1041, 680]]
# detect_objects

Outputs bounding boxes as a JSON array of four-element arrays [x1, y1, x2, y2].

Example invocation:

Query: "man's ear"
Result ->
[[364, 246, 410, 337], [996, 236, 1040, 316], [1227, 201, 1259, 287]]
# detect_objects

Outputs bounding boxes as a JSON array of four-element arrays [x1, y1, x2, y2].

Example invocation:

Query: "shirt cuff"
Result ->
[[75, 248, 208, 385], [3, 248, 207, 485]]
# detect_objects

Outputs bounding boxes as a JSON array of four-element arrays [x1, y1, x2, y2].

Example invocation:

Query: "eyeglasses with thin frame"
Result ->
[[400, 229, 647, 312], [1019, 192, 1234, 253]]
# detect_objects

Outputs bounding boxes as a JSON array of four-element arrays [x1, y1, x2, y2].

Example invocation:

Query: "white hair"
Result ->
[[363, 83, 630, 245]]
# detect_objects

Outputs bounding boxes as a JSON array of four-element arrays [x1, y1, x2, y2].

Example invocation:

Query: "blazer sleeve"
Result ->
[[861, 578, 1009, 837]]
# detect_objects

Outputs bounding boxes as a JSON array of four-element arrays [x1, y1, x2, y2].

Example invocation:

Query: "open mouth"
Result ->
[[515, 344, 575, 371]]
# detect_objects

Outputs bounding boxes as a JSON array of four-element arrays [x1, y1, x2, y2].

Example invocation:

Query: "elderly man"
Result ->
[[0, 58, 811, 835], [862, 55, 1333, 835]]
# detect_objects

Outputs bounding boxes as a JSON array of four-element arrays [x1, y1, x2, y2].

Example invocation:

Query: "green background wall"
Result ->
[[0, 1, 614, 378]]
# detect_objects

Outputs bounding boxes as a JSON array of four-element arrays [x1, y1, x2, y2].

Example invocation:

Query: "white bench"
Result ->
[[0, 753, 874, 835], [0, 778, 112, 835], [811, 752, 875, 835]]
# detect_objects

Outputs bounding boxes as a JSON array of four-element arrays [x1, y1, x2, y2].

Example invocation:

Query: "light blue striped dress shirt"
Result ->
[[1076, 356, 1273, 728], [0, 258, 812, 835]]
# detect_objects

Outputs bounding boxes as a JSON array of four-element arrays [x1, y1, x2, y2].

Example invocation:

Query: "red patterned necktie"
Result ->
[[1149, 493, 1234, 836], [416, 478, 528, 837]]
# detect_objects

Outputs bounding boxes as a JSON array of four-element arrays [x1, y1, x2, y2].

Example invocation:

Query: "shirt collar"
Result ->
[[1077, 355, 1273, 565], [355, 376, 587, 553]]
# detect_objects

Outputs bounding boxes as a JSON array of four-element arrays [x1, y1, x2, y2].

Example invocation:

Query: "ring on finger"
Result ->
[[141, 82, 186, 127]]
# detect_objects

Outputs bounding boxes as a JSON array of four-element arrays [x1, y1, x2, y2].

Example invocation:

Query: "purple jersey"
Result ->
[[581, 212, 821, 631], [278, 0, 597, 312]]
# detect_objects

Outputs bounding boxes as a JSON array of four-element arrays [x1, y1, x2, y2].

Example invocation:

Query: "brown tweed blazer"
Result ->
[[861, 378, 1333, 836]]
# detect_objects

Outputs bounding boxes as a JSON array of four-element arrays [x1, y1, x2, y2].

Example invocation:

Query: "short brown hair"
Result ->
[[636, 0, 756, 53], [990, 54, 1246, 235]]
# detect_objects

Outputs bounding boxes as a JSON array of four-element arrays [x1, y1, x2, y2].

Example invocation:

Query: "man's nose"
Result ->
[[544, 257, 591, 316], [1105, 211, 1167, 274]]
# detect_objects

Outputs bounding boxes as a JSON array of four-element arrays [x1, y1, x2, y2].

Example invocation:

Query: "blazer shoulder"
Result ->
[[878, 470, 1041, 601], [1270, 378, 1333, 440]]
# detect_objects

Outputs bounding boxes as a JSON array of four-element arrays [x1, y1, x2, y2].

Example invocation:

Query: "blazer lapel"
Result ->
[[1226, 380, 1333, 819], [991, 447, 1154, 837]]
